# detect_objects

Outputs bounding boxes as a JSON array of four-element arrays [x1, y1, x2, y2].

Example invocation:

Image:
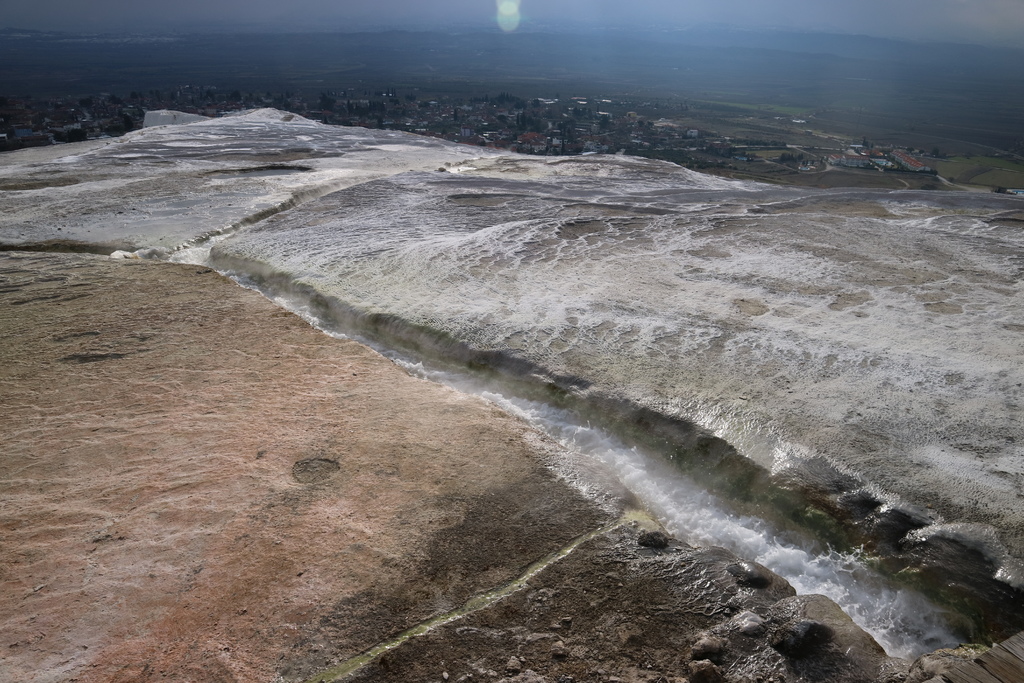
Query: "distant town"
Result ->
[[2, 85, 1019, 193]]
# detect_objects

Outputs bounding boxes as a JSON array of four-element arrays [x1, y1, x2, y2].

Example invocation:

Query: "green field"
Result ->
[[747, 148, 795, 159], [971, 169, 1024, 188], [948, 156, 1024, 172], [692, 99, 809, 116], [938, 158, 1024, 188]]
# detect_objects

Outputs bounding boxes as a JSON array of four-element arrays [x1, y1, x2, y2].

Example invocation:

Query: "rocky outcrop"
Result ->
[[343, 526, 906, 683]]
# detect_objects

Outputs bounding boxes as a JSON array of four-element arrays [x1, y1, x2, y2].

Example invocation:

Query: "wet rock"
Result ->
[[739, 621, 765, 637], [726, 560, 773, 589], [906, 646, 983, 683], [691, 635, 728, 662], [777, 594, 889, 665], [772, 619, 833, 658], [734, 610, 766, 637], [836, 489, 883, 521], [637, 530, 670, 549], [861, 505, 932, 554], [689, 659, 726, 683]]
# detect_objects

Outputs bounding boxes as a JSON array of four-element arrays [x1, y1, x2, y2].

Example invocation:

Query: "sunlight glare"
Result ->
[[496, 0, 521, 32]]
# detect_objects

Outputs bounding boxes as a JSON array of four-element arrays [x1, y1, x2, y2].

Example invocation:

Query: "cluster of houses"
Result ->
[[320, 95, 707, 156], [0, 87, 710, 158], [0, 86, 313, 151], [0, 94, 142, 150], [826, 147, 933, 173], [5, 88, 993, 190]]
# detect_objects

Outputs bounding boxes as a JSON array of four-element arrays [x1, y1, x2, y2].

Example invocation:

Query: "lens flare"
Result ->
[[496, 0, 521, 32]]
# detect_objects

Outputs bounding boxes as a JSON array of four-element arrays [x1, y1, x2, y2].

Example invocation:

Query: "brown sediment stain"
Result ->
[[689, 245, 733, 258], [556, 219, 608, 239], [758, 199, 897, 219], [60, 351, 131, 363], [733, 298, 770, 316], [565, 202, 674, 216], [448, 193, 523, 207], [924, 301, 963, 314], [0, 176, 83, 191], [829, 291, 872, 311], [0, 239, 121, 255]]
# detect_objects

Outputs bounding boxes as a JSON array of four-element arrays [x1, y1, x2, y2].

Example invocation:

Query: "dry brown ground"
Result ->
[[0, 252, 608, 682]]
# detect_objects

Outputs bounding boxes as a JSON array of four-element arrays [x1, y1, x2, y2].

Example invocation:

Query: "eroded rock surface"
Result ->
[[344, 526, 904, 683]]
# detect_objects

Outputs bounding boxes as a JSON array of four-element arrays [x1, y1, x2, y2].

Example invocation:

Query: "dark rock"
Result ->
[[637, 530, 670, 548], [772, 619, 834, 658], [836, 489, 883, 521], [726, 561, 773, 589], [691, 635, 728, 662], [774, 593, 888, 667], [689, 659, 726, 683], [862, 505, 931, 554]]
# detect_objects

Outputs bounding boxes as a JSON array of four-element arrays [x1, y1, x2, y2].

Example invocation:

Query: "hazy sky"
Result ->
[[5, 0, 1024, 46]]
